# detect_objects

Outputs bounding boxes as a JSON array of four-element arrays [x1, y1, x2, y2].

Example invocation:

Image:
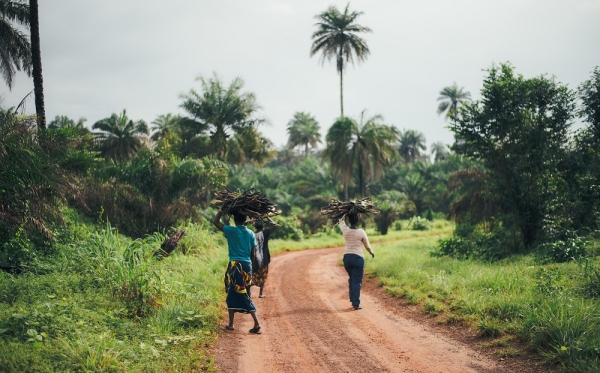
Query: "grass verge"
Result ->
[[367, 234, 600, 373], [0, 216, 228, 373]]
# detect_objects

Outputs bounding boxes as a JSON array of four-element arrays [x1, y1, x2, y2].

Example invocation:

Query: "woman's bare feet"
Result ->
[[249, 325, 261, 334], [225, 325, 234, 331]]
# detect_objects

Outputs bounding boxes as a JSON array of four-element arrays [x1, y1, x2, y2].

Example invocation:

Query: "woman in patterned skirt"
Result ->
[[213, 209, 262, 334]]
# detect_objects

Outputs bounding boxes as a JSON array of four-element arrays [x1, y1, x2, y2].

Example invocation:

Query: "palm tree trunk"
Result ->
[[29, 0, 45, 130], [339, 70, 344, 118], [358, 162, 364, 197], [304, 143, 309, 157]]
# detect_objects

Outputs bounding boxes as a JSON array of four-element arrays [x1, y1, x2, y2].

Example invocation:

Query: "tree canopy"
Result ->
[[450, 63, 577, 248], [180, 74, 264, 159], [323, 111, 397, 198], [0, 0, 31, 89], [287, 112, 321, 156], [92, 110, 149, 160]]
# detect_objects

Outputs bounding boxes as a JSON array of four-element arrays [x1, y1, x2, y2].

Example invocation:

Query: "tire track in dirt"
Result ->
[[214, 247, 498, 373]]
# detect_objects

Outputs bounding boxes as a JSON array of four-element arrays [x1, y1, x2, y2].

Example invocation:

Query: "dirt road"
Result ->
[[213, 247, 534, 373]]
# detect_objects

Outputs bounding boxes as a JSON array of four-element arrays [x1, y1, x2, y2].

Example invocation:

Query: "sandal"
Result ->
[[225, 325, 234, 331], [249, 326, 261, 334], [258, 294, 266, 298]]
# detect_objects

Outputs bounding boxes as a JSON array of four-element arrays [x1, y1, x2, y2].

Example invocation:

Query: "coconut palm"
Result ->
[[92, 110, 149, 160], [226, 126, 274, 166], [180, 74, 263, 159], [430, 141, 450, 162], [0, 0, 31, 89], [398, 129, 427, 163], [287, 112, 321, 156], [310, 4, 371, 117], [48, 115, 87, 130], [151, 113, 181, 141], [323, 110, 397, 198], [399, 172, 427, 215], [437, 82, 471, 120], [0, 109, 71, 243]]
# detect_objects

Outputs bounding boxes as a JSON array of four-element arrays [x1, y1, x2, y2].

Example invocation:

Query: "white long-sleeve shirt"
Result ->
[[339, 219, 374, 257]]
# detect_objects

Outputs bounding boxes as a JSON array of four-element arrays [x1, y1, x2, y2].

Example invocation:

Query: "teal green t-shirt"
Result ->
[[223, 225, 257, 263]]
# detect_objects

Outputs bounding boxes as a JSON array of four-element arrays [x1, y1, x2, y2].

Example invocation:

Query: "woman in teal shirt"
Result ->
[[213, 209, 261, 334]]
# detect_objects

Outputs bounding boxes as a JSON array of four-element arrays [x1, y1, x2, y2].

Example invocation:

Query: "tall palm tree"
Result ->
[[180, 74, 263, 159], [151, 113, 181, 141], [323, 110, 397, 198], [29, 0, 44, 129], [0, 0, 31, 89], [437, 82, 471, 120], [398, 129, 427, 163], [430, 141, 450, 162], [92, 109, 149, 160], [286, 112, 321, 156], [310, 4, 371, 117]]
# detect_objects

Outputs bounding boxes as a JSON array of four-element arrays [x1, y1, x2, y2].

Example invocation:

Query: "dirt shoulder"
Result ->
[[213, 247, 556, 373]]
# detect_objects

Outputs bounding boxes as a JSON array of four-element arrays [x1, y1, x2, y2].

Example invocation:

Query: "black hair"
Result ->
[[348, 213, 359, 225], [232, 212, 246, 225]]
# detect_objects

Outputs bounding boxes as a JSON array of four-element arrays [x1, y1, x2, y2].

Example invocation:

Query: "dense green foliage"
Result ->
[[0, 110, 78, 264], [446, 63, 600, 259]]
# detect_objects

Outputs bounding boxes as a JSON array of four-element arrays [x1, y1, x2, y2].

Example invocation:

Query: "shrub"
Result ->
[[408, 216, 430, 231], [538, 238, 587, 263], [434, 222, 524, 260], [260, 215, 303, 241]]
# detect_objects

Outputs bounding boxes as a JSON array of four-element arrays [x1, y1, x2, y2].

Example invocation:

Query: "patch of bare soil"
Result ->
[[213, 247, 557, 373]]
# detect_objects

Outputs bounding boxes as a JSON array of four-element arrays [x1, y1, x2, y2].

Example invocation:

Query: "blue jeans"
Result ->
[[343, 254, 364, 308]]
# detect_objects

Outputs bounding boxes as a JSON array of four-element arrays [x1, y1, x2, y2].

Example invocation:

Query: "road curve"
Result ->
[[213, 246, 498, 373]]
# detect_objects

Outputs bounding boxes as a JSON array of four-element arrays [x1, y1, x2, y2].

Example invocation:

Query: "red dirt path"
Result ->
[[213, 246, 555, 373]]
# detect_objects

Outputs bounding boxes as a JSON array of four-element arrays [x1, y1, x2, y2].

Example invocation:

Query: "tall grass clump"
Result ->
[[0, 215, 228, 372]]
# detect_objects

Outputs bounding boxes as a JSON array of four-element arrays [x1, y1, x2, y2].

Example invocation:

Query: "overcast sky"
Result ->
[[2, 0, 599, 150]]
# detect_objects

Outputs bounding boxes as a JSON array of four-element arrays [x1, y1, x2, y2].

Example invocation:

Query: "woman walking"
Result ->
[[339, 213, 374, 310], [252, 220, 278, 298], [213, 209, 262, 334]]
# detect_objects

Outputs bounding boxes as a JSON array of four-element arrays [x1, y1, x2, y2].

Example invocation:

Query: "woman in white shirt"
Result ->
[[339, 213, 374, 310]]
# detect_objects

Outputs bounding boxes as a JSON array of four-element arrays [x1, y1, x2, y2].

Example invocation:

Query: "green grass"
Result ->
[[367, 233, 600, 373], [269, 219, 454, 254], [0, 216, 227, 373]]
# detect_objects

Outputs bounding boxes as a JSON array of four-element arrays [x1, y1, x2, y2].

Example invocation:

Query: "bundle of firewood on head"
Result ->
[[320, 197, 379, 225], [212, 188, 281, 224]]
